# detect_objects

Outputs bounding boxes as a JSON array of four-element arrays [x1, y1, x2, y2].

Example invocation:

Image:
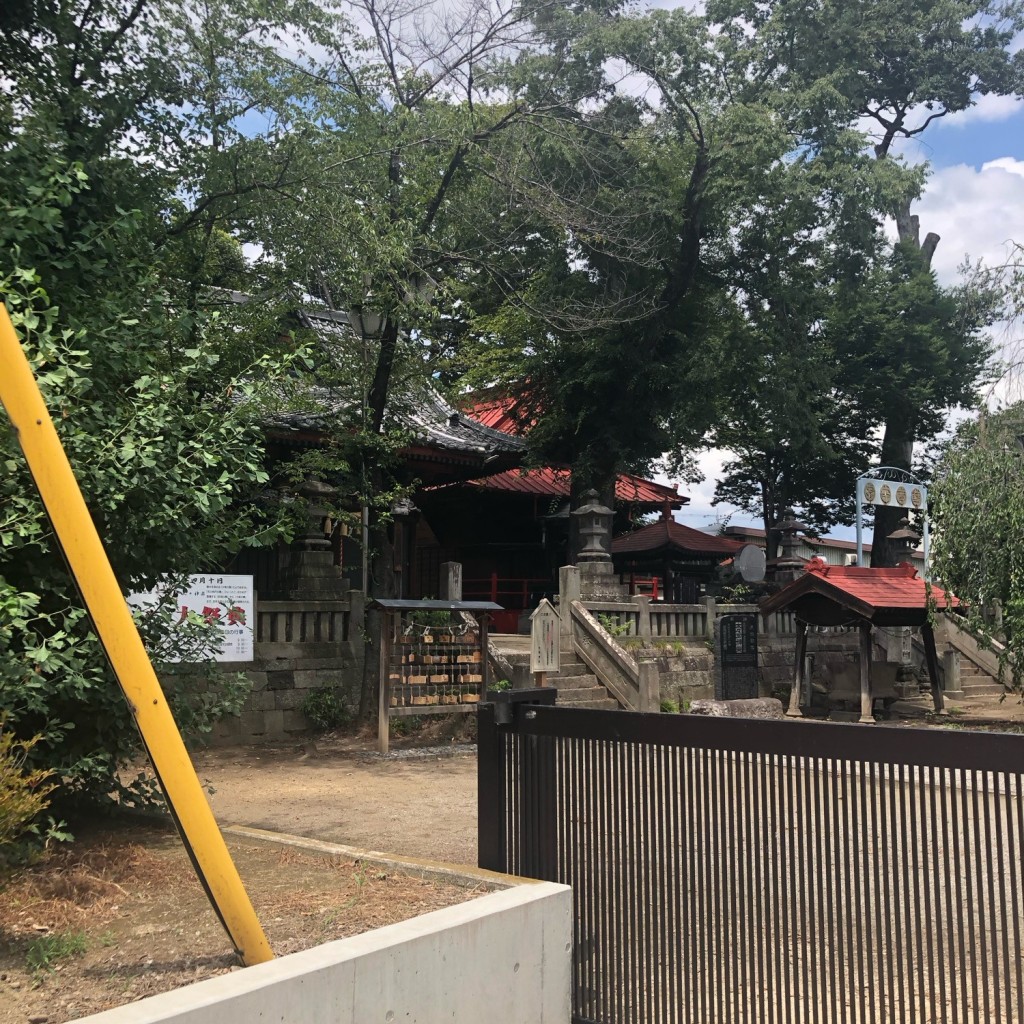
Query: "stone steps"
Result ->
[[488, 633, 623, 709]]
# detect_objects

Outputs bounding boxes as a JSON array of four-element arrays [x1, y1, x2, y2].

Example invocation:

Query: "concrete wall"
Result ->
[[71, 882, 572, 1024]]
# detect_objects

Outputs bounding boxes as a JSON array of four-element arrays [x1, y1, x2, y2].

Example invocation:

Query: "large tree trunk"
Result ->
[[869, 418, 915, 568], [868, 195, 935, 569], [358, 499, 398, 722]]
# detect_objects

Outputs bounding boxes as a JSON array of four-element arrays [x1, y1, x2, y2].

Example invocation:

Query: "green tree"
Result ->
[[931, 404, 1024, 689], [0, 0, 319, 810], [708, 0, 1024, 562]]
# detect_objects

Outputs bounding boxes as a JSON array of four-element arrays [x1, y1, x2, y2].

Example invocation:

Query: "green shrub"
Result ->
[[301, 686, 352, 732], [660, 698, 680, 714]]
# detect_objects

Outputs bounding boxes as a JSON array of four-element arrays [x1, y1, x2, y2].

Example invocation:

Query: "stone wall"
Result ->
[[180, 592, 367, 747], [619, 628, 863, 709]]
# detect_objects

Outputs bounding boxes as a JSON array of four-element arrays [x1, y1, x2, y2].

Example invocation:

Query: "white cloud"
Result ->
[[981, 156, 1024, 177], [938, 93, 1023, 128]]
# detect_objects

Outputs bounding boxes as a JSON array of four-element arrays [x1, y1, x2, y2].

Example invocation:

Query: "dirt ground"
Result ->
[[192, 738, 479, 867], [0, 824, 479, 1024]]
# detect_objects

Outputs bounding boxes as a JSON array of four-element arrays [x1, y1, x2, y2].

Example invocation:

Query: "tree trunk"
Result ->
[[358, 498, 398, 722], [358, 317, 402, 722], [869, 419, 914, 568], [868, 191, 932, 569]]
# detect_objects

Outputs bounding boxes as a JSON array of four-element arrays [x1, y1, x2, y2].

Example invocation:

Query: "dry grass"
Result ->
[[0, 823, 479, 1024]]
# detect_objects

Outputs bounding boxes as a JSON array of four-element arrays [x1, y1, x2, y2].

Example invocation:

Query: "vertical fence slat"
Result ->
[[479, 705, 1024, 1024]]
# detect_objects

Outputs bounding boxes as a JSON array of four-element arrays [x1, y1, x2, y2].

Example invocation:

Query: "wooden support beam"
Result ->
[[787, 620, 807, 718], [859, 621, 874, 724], [922, 623, 946, 716]]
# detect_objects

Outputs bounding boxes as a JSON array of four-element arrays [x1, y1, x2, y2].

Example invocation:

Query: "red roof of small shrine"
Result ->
[[612, 517, 743, 556], [759, 559, 958, 627], [462, 467, 685, 509]]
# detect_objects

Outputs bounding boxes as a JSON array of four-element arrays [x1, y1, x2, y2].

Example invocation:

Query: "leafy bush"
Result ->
[[301, 686, 352, 732], [0, 717, 55, 849], [660, 698, 680, 714]]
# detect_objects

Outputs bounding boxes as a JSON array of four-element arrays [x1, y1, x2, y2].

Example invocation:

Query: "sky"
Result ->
[[662, 89, 1024, 539]]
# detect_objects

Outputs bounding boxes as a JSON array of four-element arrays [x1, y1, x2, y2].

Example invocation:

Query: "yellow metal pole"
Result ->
[[0, 304, 274, 966]]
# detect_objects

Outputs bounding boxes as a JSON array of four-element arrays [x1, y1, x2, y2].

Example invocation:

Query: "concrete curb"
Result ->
[[222, 824, 526, 891]]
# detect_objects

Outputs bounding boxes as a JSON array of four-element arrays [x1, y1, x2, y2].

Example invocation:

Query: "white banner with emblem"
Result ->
[[855, 470, 930, 577], [856, 477, 928, 513]]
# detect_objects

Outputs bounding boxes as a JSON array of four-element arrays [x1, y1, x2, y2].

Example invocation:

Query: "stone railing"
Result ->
[[580, 595, 797, 641], [570, 601, 659, 712], [256, 593, 363, 645]]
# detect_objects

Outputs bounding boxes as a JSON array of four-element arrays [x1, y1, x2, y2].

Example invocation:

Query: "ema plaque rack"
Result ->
[[370, 599, 502, 754]]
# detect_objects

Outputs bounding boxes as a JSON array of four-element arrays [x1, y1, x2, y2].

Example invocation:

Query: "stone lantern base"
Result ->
[[578, 560, 629, 601]]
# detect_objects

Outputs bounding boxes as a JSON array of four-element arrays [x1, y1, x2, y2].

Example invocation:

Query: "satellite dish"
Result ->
[[734, 543, 766, 583]]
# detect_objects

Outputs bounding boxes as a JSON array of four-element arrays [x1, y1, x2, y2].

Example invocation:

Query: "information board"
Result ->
[[530, 599, 561, 674], [128, 574, 254, 662], [717, 612, 758, 700]]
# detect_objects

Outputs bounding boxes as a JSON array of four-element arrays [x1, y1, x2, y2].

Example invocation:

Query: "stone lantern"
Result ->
[[572, 489, 613, 564], [571, 489, 627, 600], [281, 477, 346, 599], [887, 518, 920, 563], [771, 508, 807, 582]]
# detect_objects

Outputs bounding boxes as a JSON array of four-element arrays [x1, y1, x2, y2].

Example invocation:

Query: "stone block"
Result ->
[[283, 709, 310, 733], [689, 697, 786, 720], [266, 671, 296, 691], [240, 710, 266, 737], [276, 688, 308, 711], [263, 710, 286, 738], [247, 689, 277, 712], [245, 671, 269, 692]]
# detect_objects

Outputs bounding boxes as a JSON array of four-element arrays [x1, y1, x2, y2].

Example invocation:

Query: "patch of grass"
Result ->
[[389, 715, 422, 738], [660, 698, 681, 714], [26, 930, 88, 974]]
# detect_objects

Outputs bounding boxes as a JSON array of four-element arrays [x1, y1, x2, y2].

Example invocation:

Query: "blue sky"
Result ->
[[666, 90, 1024, 539]]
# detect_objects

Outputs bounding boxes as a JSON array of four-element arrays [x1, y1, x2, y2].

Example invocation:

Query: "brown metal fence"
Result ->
[[478, 701, 1024, 1024]]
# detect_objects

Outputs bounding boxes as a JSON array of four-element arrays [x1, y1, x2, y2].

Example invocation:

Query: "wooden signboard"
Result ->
[[530, 599, 560, 682]]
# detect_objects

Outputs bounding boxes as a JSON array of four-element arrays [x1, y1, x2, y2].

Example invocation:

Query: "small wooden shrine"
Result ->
[[371, 598, 502, 753], [759, 559, 959, 723]]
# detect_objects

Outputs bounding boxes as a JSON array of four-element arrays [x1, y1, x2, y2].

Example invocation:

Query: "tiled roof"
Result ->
[[612, 518, 744, 556], [464, 395, 533, 436], [266, 310, 524, 458], [760, 559, 957, 627], [461, 468, 685, 509]]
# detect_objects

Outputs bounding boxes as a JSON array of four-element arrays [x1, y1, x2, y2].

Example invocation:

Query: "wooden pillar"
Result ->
[[377, 610, 391, 755], [787, 620, 807, 718], [439, 560, 463, 602], [859, 621, 874, 724], [922, 623, 946, 715]]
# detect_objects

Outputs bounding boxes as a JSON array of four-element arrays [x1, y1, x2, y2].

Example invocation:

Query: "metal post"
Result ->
[[377, 611, 391, 755], [856, 475, 864, 567], [0, 305, 273, 965], [476, 702, 506, 872]]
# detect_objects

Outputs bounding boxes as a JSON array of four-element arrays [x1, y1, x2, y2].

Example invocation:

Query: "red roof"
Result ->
[[612, 518, 744, 556], [462, 468, 685, 509], [465, 395, 532, 436], [760, 559, 958, 627]]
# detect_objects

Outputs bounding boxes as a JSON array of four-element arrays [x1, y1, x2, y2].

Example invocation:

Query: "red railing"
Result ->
[[626, 574, 660, 600], [462, 574, 553, 609]]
